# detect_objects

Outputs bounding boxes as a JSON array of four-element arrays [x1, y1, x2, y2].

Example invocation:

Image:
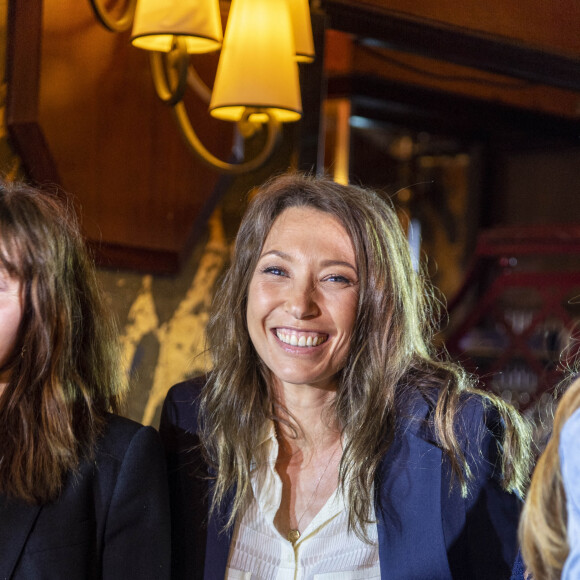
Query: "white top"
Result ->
[[225, 424, 380, 580], [561, 407, 580, 580]]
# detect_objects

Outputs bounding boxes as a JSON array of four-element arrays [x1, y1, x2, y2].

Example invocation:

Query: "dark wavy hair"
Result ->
[[0, 180, 125, 503], [200, 172, 532, 537]]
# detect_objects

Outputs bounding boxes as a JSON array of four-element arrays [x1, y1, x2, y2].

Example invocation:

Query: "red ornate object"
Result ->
[[445, 225, 580, 411]]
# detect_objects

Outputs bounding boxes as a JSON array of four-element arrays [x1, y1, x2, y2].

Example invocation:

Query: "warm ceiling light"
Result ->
[[209, 0, 302, 123], [88, 0, 314, 174], [130, 0, 223, 53]]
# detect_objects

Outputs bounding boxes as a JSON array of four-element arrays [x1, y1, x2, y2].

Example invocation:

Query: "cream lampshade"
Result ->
[[131, 0, 223, 53], [289, 0, 314, 62], [209, 0, 302, 123]]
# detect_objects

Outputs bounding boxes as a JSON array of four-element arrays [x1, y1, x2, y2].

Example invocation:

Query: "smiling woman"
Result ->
[[160, 172, 533, 579]]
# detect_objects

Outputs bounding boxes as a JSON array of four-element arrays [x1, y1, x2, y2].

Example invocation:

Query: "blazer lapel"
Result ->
[[0, 497, 41, 579], [375, 428, 452, 579]]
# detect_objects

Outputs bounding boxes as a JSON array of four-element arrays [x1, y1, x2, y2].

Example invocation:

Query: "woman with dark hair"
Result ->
[[0, 180, 170, 578], [517, 375, 580, 580], [161, 172, 532, 579]]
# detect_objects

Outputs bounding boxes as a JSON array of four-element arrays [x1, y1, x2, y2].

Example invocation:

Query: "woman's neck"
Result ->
[[273, 380, 341, 457]]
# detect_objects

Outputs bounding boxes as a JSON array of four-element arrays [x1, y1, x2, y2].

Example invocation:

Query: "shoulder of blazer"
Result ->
[[161, 376, 206, 435], [395, 386, 500, 452], [95, 412, 160, 461]]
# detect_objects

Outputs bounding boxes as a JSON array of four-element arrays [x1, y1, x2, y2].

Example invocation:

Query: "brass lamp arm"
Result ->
[[173, 101, 281, 175], [187, 64, 213, 105], [150, 40, 211, 106], [88, 0, 138, 32], [150, 50, 189, 106], [150, 43, 282, 175]]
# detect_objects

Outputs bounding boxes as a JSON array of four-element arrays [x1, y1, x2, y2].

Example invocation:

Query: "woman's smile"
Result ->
[[246, 206, 359, 392], [274, 328, 328, 348]]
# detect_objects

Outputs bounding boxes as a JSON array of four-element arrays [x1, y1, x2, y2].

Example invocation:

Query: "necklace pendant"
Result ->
[[288, 529, 300, 544]]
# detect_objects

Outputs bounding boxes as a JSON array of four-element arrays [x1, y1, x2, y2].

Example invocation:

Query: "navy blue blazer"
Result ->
[[510, 551, 526, 579], [0, 414, 171, 579], [160, 378, 521, 579]]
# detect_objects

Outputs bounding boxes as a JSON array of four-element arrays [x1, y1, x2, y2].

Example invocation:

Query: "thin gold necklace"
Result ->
[[286, 442, 341, 545]]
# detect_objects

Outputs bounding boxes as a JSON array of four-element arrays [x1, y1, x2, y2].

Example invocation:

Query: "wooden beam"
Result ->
[[322, 0, 580, 92]]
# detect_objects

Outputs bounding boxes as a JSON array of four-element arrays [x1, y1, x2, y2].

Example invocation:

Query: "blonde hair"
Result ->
[[520, 375, 580, 579]]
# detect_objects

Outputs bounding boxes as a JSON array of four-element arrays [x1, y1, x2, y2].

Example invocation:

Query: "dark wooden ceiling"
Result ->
[[320, 0, 580, 104]]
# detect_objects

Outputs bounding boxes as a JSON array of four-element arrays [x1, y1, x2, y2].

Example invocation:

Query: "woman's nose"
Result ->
[[285, 281, 319, 319]]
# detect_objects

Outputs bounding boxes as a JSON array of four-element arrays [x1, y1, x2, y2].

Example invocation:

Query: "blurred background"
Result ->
[[2, 0, 579, 438]]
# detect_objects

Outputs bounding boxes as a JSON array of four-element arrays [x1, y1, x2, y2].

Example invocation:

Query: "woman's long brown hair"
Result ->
[[200, 172, 532, 539], [0, 180, 125, 503]]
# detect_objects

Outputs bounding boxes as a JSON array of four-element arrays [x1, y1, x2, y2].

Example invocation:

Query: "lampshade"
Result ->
[[209, 0, 302, 123], [131, 0, 223, 54], [289, 0, 314, 62]]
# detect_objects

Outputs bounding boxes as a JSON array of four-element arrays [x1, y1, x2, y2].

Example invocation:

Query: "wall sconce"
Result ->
[[88, 0, 314, 174]]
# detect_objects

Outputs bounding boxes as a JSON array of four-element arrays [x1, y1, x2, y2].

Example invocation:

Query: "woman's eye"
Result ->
[[262, 266, 286, 277], [324, 274, 352, 284]]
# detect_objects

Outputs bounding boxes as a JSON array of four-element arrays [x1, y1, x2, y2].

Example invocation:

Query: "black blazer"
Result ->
[[160, 377, 522, 580], [0, 414, 171, 579]]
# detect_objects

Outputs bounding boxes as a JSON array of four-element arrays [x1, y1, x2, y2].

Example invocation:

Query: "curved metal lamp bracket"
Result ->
[[89, 0, 138, 32], [173, 102, 281, 175], [187, 63, 213, 104], [150, 42, 282, 174], [150, 42, 189, 106]]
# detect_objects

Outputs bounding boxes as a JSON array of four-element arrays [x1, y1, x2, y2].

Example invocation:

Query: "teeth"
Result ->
[[276, 330, 326, 347]]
